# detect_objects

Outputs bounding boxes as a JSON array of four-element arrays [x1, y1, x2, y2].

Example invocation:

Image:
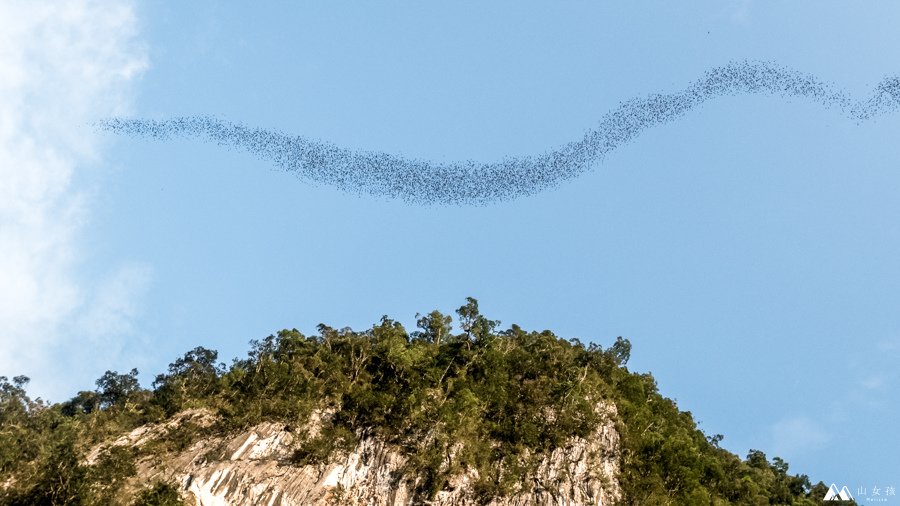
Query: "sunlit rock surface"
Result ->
[[107, 407, 621, 505]]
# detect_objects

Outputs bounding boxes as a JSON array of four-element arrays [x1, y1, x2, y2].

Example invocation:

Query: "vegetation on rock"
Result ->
[[0, 298, 841, 505]]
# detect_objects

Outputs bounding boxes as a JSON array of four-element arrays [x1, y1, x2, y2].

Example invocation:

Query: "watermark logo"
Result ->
[[856, 484, 896, 503], [824, 484, 854, 501], [825, 482, 897, 503]]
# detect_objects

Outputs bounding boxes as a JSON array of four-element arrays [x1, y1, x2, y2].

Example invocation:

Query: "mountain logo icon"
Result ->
[[823, 483, 854, 501]]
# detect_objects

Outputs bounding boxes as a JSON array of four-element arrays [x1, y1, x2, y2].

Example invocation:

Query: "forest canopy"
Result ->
[[0, 298, 838, 505]]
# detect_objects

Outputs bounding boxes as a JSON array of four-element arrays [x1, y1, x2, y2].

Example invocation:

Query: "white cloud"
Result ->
[[77, 262, 154, 354], [876, 337, 900, 353], [721, 0, 753, 24], [860, 376, 886, 391], [843, 339, 898, 409], [0, 1, 148, 400], [770, 416, 831, 457]]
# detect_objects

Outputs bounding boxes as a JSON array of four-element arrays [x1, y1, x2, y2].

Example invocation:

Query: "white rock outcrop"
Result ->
[[116, 406, 622, 505]]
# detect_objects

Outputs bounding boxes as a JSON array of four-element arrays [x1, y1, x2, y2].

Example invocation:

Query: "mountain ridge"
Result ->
[[0, 298, 842, 505]]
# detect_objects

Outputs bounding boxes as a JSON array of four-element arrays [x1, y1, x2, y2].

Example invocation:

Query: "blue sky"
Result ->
[[3, 0, 899, 492]]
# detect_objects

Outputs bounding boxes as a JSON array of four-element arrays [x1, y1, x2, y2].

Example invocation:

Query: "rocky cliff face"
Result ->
[[98, 407, 622, 505]]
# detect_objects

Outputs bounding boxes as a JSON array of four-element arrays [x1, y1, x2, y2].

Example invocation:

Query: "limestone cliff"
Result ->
[[95, 407, 622, 505]]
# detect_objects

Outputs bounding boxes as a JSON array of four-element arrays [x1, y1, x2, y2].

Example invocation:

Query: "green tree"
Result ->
[[60, 390, 101, 416], [414, 310, 452, 345], [96, 368, 141, 409], [153, 347, 223, 414], [607, 336, 631, 366], [455, 297, 499, 343]]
